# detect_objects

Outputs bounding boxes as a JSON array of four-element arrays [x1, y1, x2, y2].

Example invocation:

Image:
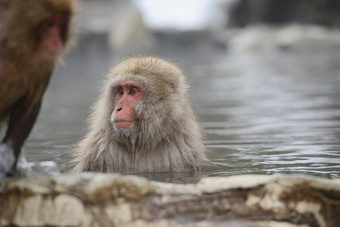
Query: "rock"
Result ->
[[107, 1, 158, 55], [76, 0, 158, 55], [228, 0, 340, 28], [1, 174, 339, 226], [227, 24, 340, 53]]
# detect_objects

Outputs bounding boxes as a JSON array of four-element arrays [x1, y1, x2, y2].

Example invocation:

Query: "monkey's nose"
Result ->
[[117, 107, 122, 112]]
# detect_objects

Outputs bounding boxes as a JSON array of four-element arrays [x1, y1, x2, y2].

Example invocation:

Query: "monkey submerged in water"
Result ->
[[73, 57, 206, 173], [0, 0, 74, 176]]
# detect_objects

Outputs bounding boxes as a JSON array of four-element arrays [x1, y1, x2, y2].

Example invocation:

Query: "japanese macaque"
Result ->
[[0, 0, 74, 176], [73, 57, 206, 173]]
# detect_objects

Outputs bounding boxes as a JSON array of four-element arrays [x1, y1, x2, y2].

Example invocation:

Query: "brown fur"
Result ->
[[0, 0, 74, 175], [0, 0, 74, 63], [73, 57, 207, 173]]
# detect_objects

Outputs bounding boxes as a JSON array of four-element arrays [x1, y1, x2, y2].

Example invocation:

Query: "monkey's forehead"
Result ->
[[107, 57, 188, 97], [109, 74, 147, 86], [108, 72, 187, 99], [109, 74, 167, 94], [3, 0, 74, 37], [8, 0, 74, 17]]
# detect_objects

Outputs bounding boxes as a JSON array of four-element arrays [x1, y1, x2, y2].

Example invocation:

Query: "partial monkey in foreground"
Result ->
[[73, 56, 206, 173], [0, 0, 74, 176]]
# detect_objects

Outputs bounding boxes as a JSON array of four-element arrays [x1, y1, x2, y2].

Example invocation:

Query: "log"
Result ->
[[1, 174, 339, 227]]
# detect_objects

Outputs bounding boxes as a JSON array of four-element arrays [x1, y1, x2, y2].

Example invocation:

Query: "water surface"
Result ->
[[25, 39, 340, 182]]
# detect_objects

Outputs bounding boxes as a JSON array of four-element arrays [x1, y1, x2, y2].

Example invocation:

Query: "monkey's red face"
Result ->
[[112, 80, 142, 129], [36, 15, 67, 61]]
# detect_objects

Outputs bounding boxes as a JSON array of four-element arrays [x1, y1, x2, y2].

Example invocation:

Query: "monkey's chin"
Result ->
[[37, 49, 59, 62], [114, 121, 134, 129]]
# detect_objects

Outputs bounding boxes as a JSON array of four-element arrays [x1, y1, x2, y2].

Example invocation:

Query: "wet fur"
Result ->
[[73, 57, 206, 173]]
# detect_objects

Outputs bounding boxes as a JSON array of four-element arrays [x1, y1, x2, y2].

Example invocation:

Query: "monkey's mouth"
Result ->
[[114, 120, 134, 129], [38, 49, 59, 62]]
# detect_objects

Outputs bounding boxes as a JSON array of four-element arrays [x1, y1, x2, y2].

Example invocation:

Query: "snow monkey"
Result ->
[[73, 56, 206, 173], [0, 0, 75, 176]]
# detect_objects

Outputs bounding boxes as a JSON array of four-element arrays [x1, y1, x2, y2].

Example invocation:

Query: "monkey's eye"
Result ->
[[116, 86, 124, 96], [45, 18, 55, 28], [40, 19, 55, 34], [129, 86, 138, 95]]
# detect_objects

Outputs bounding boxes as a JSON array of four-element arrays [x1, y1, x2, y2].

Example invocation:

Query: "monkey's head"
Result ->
[[74, 56, 206, 173], [1, 0, 74, 62], [105, 57, 189, 142]]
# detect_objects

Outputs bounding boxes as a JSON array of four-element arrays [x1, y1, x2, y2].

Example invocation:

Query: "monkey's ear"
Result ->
[[166, 73, 183, 93], [165, 79, 176, 91]]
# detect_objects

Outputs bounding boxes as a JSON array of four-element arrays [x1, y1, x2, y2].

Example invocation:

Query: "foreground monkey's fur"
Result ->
[[0, 0, 74, 174], [73, 57, 206, 173]]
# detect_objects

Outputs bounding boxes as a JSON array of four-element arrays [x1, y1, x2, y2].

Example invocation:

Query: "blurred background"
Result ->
[[26, 0, 340, 182]]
